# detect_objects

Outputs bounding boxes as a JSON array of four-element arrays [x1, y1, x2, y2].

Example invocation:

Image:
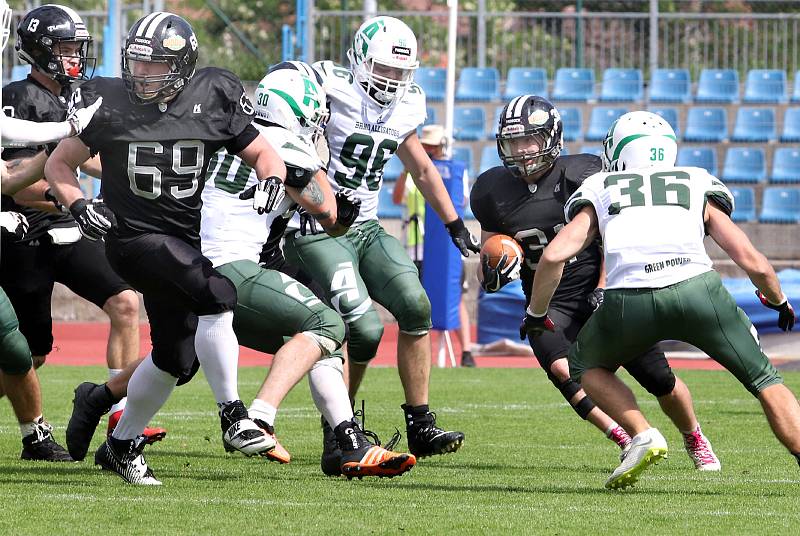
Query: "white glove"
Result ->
[[67, 96, 103, 136], [239, 176, 286, 215], [0, 211, 29, 240]]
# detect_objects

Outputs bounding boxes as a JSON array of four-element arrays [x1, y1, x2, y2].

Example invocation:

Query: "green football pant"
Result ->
[[216, 260, 345, 357], [284, 219, 432, 364], [0, 286, 33, 375], [569, 270, 782, 396]]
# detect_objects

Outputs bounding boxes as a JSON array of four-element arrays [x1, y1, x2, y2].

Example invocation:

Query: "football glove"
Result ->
[[69, 198, 116, 241], [587, 288, 605, 312], [481, 253, 521, 293], [297, 208, 322, 236], [756, 290, 796, 332], [335, 189, 361, 229], [519, 312, 556, 341], [0, 211, 29, 240], [240, 176, 285, 215], [445, 217, 480, 257], [67, 96, 103, 136]]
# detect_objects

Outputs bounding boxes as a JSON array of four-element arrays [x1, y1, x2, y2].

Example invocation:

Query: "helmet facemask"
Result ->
[[1, 2, 11, 52], [351, 52, 416, 106], [122, 54, 188, 104], [498, 128, 561, 177]]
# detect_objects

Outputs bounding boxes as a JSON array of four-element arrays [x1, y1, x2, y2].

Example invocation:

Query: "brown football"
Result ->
[[480, 234, 523, 268]]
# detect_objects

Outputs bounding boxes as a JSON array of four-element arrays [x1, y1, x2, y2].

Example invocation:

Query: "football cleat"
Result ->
[[682, 426, 721, 471], [403, 404, 464, 458], [605, 428, 668, 490], [95, 435, 161, 485], [21, 419, 73, 462], [66, 382, 114, 461], [320, 416, 343, 476], [335, 420, 415, 478], [252, 418, 291, 464], [461, 351, 476, 368], [108, 410, 167, 446], [220, 400, 275, 457]]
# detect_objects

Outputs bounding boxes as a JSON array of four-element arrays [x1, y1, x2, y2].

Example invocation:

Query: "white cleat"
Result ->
[[95, 435, 161, 486], [605, 428, 668, 490], [683, 426, 721, 471], [223, 418, 276, 457]]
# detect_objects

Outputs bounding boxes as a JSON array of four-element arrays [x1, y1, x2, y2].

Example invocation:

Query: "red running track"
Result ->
[[47, 322, 726, 370]]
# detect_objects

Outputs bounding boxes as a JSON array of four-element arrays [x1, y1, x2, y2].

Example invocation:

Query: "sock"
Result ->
[[194, 311, 240, 405], [604, 421, 621, 437], [249, 398, 277, 427], [19, 415, 43, 438], [108, 368, 126, 415], [308, 358, 354, 428], [112, 355, 177, 441]]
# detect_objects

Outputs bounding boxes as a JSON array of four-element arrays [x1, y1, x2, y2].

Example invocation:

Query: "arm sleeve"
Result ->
[[224, 123, 259, 155], [704, 172, 735, 216], [0, 115, 72, 147]]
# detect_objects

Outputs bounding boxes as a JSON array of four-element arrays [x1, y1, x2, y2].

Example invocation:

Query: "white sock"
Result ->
[[108, 368, 127, 414], [308, 357, 354, 428], [20, 415, 43, 438], [194, 311, 240, 406], [112, 355, 177, 441], [249, 398, 277, 427]]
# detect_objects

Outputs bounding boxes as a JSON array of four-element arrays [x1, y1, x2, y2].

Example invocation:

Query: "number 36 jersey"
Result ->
[[313, 60, 426, 223], [565, 166, 734, 290], [74, 67, 257, 243]]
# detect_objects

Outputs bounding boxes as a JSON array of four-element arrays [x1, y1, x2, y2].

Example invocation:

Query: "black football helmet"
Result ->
[[16, 4, 95, 84], [121, 12, 198, 105], [496, 95, 563, 177]]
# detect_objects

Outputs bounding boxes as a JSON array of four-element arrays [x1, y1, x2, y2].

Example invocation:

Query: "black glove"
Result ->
[[0, 211, 29, 240], [481, 253, 521, 293], [587, 288, 605, 312], [519, 312, 556, 341], [298, 208, 322, 236], [335, 189, 361, 229], [43, 188, 67, 213], [756, 290, 796, 332], [445, 217, 480, 257], [239, 176, 285, 215], [69, 198, 116, 241]]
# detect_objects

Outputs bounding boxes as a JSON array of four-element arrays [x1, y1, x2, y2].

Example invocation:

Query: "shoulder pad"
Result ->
[[258, 126, 322, 172], [313, 61, 353, 90]]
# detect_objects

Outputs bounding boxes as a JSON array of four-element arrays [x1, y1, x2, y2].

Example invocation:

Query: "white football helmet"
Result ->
[[254, 63, 328, 143], [602, 111, 678, 172], [1, 0, 11, 51], [347, 16, 419, 107]]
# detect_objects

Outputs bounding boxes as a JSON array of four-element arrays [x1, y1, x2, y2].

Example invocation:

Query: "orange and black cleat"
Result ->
[[335, 420, 416, 478], [253, 419, 291, 464]]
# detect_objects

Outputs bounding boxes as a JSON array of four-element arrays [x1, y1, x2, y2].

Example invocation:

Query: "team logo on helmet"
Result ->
[[162, 35, 186, 51], [529, 109, 549, 126]]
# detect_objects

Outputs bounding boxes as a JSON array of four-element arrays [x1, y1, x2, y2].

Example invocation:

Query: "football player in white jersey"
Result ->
[[283, 15, 478, 464], [529, 111, 800, 489]]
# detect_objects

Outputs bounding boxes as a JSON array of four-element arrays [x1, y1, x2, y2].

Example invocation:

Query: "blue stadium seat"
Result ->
[[696, 69, 739, 103], [730, 187, 756, 222], [649, 107, 680, 137], [600, 68, 643, 102], [771, 148, 800, 183], [416, 67, 446, 102], [552, 68, 595, 102], [479, 145, 503, 174], [722, 147, 766, 184], [377, 182, 403, 218], [456, 67, 500, 101], [425, 107, 437, 125], [558, 107, 582, 142], [744, 69, 787, 104], [759, 187, 800, 223], [792, 71, 800, 103], [585, 107, 627, 141], [780, 108, 800, 142], [504, 67, 548, 99], [683, 107, 728, 142], [677, 147, 718, 176], [452, 146, 475, 178], [489, 105, 504, 139], [580, 145, 603, 157], [731, 107, 776, 142], [560, 145, 570, 156], [453, 107, 486, 141], [382, 155, 405, 182], [9, 64, 30, 83], [649, 69, 691, 103]]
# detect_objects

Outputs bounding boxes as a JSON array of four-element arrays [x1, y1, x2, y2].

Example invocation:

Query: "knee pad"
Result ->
[[552, 375, 595, 420], [0, 328, 33, 375], [196, 273, 237, 315], [346, 311, 384, 364], [302, 307, 345, 357], [385, 272, 432, 336], [625, 353, 677, 398], [311, 356, 344, 375]]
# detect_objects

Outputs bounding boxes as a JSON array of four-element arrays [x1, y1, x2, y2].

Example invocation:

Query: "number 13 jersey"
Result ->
[[313, 60, 426, 223]]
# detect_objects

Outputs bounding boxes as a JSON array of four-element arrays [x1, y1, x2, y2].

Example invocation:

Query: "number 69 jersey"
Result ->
[[313, 60, 426, 223], [565, 166, 735, 290], [73, 67, 257, 244]]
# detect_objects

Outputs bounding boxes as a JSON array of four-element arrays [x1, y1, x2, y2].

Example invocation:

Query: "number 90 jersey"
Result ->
[[565, 166, 734, 290], [313, 60, 426, 223], [73, 68, 257, 244], [470, 154, 603, 311]]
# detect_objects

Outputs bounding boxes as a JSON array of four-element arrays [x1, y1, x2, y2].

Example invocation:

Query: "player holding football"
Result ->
[[531, 110, 800, 489], [471, 95, 720, 469], [283, 16, 478, 464]]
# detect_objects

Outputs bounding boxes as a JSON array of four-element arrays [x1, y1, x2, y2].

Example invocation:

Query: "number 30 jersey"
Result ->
[[312, 60, 426, 223], [565, 166, 734, 290], [74, 67, 257, 243]]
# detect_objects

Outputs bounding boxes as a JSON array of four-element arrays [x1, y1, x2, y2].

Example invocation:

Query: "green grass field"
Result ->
[[1, 365, 799, 535]]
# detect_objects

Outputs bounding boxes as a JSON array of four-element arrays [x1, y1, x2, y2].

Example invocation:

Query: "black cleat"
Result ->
[[67, 382, 114, 461], [320, 416, 343, 476], [95, 435, 161, 485], [336, 419, 415, 478], [21, 419, 73, 462], [403, 404, 464, 458], [461, 351, 476, 368]]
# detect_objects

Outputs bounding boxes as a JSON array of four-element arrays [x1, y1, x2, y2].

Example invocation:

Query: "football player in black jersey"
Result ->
[[45, 12, 290, 485], [0, 4, 160, 446], [471, 95, 719, 468]]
